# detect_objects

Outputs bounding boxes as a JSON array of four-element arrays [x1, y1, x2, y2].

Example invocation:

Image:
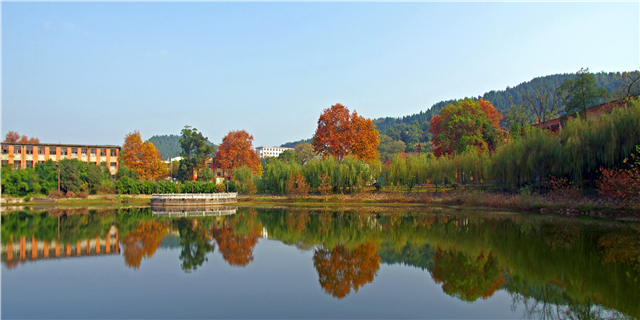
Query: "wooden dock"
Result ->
[[150, 193, 237, 206]]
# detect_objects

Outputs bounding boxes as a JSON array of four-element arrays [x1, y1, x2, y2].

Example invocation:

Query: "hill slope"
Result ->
[[148, 135, 182, 160]]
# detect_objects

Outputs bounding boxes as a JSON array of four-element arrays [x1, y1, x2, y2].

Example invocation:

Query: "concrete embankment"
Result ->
[[150, 193, 237, 206]]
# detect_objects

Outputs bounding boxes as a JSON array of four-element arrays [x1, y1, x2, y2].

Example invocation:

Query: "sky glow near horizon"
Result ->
[[2, 2, 639, 147]]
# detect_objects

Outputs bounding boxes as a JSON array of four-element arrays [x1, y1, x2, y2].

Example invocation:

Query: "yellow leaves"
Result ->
[[313, 104, 380, 162], [214, 130, 261, 176], [313, 242, 381, 299], [213, 227, 260, 267], [122, 220, 168, 269], [122, 131, 168, 180]]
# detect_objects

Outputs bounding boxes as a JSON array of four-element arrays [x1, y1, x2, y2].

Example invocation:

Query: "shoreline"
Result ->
[[2, 191, 638, 218]]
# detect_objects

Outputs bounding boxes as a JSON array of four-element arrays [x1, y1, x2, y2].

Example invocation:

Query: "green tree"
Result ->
[[429, 99, 503, 157], [59, 160, 81, 193], [378, 134, 406, 162], [179, 125, 216, 181], [294, 143, 315, 165], [278, 149, 301, 164], [559, 68, 609, 117], [504, 103, 531, 137]]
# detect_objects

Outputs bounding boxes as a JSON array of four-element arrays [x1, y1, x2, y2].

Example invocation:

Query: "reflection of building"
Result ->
[[255, 146, 292, 159], [1, 226, 120, 267], [1, 142, 121, 175]]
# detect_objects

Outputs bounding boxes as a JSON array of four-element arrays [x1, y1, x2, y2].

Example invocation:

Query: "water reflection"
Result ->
[[2, 206, 640, 319], [313, 242, 380, 299], [175, 218, 215, 272], [121, 220, 168, 269], [429, 248, 504, 302]]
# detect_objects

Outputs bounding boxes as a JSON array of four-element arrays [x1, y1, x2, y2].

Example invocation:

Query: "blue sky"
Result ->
[[2, 2, 638, 148]]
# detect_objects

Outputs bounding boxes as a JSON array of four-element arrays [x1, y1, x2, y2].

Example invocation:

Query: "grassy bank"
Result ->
[[235, 190, 639, 217]]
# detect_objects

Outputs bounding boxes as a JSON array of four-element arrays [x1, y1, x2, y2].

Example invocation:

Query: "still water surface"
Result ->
[[2, 206, 639, 319]]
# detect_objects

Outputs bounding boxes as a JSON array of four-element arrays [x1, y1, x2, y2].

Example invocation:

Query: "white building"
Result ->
[[255, 146, 292, 159]]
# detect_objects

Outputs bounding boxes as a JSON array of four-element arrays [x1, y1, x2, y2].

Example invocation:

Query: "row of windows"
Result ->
[[2, 160, 117, 170], [2, 146, 117, 156]]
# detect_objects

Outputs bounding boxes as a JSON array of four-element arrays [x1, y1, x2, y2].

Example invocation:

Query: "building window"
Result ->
[[217, 163, 221, 169], [50, 148, 57, 155], [38, 148, 44, 155], [38, 161, 45, 165], [14, 161, 21, 170], [100, 149, 106, 156], [72, 149, 78, 156], [14, 148, 21, 155], [26, 161, 33, 168], [61, 148, 68, 156], [2, 146, 8, 154], [110, 149, 117, 156], [110, 162, 117, 170], [81, 148, 87, 156], [217, 172, 221, 176], [90, 148, 96, 156], [26, 147, 33, 155]]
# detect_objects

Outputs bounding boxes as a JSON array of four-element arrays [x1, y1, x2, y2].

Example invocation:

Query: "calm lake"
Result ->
[[2, 206, 639, 319]]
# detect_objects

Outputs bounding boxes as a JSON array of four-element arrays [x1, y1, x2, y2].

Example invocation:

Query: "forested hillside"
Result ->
[[148, 135, 181, 160], [277, 71, 633, 161], [281, 138, 313, 148], [372, 71, 629, 160]]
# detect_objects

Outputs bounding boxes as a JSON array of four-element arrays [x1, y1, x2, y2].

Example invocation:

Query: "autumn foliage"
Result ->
[[285, 172, 310, 196], [122, 220, 168, 269], [429, 99, 503, 157], [214, 130, 262, 176], [213, 227, 260, 267], [312, 104, 380, 162], [313, 242, 381, 299], [4, 131, 39, 144], [597, 146, 640, 199], [122, 131, 168, 180]]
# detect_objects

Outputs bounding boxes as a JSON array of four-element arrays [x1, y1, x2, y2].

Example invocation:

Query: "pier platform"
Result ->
[[150, 193, 237, 206]]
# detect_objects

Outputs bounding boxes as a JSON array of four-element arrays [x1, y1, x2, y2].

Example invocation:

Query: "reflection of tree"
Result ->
[[545, 225, 581, 251], [313, 242, 381, 299], [286, 210, 310, 235], [122, 220, 168, 269], [177, 218, 215, 273], [318, 211, 333, 236], [511, 286, 629, 320], [598, 233, 640, 270], [213, 227, 260, 267], [429, 248, 505, 302]]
